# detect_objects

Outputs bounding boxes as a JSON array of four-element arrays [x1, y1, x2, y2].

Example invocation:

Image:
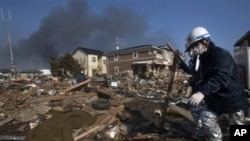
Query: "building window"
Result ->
[[78, 58, 85, 66], [149, 49, 157, 54], [154, 50, 157, 54], [166, 51, 170, 59], [114, 54, 119, 61], [103, 59, 106, 65], [133, 51, 138, 58], [114, 66, 119, 74], [92, 57, 96, 62], [27, 74, 32, 79]]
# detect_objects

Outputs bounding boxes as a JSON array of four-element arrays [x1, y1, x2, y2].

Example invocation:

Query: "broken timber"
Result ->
[[74, 105, 124, 140], [0, 112, 18, 127], [158, 43, 194, 132], [158, 43, 178, 132], [168, 103, 194, 122], [31, 93, 96, 103], [64, 79, 90, 92]]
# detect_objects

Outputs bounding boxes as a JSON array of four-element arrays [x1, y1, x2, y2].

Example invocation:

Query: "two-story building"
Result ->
[[19, 69, 43, 80], [72, 47, 107, 77], [106, 45, 175, 76]]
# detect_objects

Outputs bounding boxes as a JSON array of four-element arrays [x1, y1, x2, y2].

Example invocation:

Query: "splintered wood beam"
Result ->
[[64, 79, 90, 92], [158, 43, 178, 132], [168, 103, 194, 122], [74, 105, 124, 141], [0, 112, 18, 127], [31, 93, 96, 103]]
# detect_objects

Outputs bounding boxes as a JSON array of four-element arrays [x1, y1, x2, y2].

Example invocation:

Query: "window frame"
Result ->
[[114, 66, 119, 74], [133, 50, 138, 58]]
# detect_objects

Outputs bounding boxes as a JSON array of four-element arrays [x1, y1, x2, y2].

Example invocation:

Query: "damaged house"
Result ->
[[71, 45, 186, 78], [18, 69, 43, 80], [234, 30, 250, 90], [106, 45, 183, 76]]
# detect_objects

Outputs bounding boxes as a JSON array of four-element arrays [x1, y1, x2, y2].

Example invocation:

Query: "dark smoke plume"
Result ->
[[0, 0, 170, 70]]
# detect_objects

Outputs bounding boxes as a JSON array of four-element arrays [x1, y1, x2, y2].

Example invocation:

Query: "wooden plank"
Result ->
[[64, 79, 90, 92], [168, 103, 194, 122], [74, 117, 117, 141], [74, 126, 100, 141], [31, 93, 96, 103], [0, 113, 17, 127], [74, 105, 124, 141]]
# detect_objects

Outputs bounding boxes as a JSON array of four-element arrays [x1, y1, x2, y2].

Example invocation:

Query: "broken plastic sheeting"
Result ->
[[111, 81, 118, 87], [19, 84, 37, 91], [96, 124, 119, 139]]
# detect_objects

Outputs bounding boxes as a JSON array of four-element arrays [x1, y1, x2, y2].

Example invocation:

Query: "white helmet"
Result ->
[[185, 27, 210, 52]]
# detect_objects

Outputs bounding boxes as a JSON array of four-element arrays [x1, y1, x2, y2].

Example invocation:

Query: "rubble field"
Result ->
[[0, 72, 249, 141]]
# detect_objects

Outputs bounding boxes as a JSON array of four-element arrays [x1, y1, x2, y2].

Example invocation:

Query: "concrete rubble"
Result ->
[[0, 70, 249, 141]]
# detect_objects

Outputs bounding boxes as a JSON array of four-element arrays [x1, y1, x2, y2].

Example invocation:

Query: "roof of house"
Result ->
[[40, 69, 52, 75], [106, 45, 159, 55], [0, 69, 11, 73], [73, 47, 105, 55], [118, 44, 158, 51], [234, 30, 250, 47], [20, 69, 42, 73]]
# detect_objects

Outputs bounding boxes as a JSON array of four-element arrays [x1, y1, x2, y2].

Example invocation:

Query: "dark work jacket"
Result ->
[[190, 42, 247, 114], [76, 73, 87, 84]]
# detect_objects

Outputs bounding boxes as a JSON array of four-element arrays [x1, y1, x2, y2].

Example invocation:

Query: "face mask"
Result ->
[[193, 45, 203, 55], [188, 50, 194, 58], [191, 45, 207, 56]]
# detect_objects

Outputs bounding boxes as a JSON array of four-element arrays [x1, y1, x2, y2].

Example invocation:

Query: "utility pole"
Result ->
[[1, 8, 16, 79], [115, 37, 119, 60], [115, 37, 119, 75]]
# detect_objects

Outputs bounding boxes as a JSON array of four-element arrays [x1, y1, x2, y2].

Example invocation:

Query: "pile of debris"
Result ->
[[0, 71, 240, 141]]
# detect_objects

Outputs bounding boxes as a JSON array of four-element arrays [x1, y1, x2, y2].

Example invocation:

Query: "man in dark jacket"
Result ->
[[185, 27, 248, 141], [76, 71, 87, 84]]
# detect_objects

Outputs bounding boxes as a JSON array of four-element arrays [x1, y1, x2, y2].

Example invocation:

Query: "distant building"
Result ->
[[19, 69, 42, 80], [0, 69, 11, 77], [106, 45, 175, 76], [72, 47, 107, 77], [234, 30, 250, 89], [234, 30, 250, 47]]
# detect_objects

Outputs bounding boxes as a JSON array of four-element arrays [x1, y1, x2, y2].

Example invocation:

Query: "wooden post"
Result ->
[[158, 45, 178, 132], [158, 43, 192, 132]]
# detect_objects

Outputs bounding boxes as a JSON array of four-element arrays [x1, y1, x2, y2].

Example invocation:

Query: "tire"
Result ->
[[92, 98, 111, 110]]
